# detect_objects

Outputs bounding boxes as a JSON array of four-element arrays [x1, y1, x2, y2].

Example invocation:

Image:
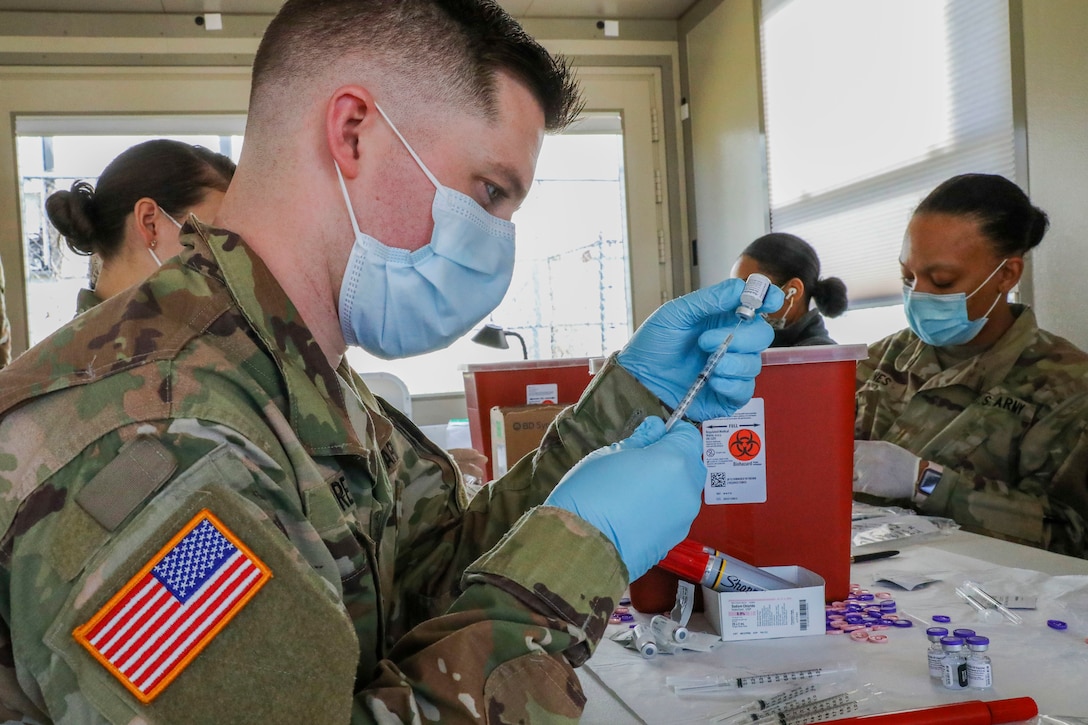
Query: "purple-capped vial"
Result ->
[[939, 637, 968, 689], [966, 636, 992, 689], [953, 628, 976, 639], [926, 627, 949, 678]]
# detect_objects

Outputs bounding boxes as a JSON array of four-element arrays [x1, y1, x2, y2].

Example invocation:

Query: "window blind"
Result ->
[[760, 0, 1016, 306]]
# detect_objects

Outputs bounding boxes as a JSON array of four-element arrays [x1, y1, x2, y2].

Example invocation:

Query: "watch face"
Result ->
[[918, 469, 941, 496]]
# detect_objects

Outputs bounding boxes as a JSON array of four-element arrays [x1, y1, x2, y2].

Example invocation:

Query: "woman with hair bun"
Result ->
[[45, 139, 235, 314], [731, 232, 848, 346], [854, 173, 1088, 558]]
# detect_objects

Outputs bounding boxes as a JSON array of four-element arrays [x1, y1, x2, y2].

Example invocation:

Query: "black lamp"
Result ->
[[472, 323, 528, 360]]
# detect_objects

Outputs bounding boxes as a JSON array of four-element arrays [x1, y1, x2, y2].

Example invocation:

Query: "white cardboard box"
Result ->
[[703, 565, 825, 641]]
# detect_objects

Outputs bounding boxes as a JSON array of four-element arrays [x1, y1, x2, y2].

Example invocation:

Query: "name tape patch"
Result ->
[[73, 509, 271, 703]]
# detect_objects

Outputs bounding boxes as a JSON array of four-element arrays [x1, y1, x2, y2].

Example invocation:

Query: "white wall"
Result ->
[[681, 0, 769, 290], [1021, 0, 1088, 350]]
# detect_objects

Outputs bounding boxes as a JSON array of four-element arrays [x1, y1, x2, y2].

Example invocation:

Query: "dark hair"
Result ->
[[45, 140, 235, 260], [742, 232, 848, 318], [250, 0, 582, 133], [914, 173, 1049, 257]]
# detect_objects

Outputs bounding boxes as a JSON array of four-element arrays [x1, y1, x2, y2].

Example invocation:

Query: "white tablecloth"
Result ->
[[578, 531, 1088, 724]]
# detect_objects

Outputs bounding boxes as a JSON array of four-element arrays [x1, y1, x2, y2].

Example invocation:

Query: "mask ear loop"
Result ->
[[966, 258, 1009, 320], [334, 162, 365, 238], [148, 205, 181, 267], [373, 102, 442, 191]]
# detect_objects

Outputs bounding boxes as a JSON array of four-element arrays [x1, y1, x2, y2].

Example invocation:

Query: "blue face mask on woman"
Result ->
[[902, 259, 1007, 347], [336, 103, 516, 359]]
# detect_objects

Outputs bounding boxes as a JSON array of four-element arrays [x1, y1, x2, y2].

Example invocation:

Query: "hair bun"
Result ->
[[45, 180, 98, 255], [812, 276, 848, 318]]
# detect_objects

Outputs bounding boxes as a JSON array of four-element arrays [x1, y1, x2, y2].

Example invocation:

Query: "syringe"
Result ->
[[667, 664, 857, 693], [710, 683, 822, 723], [664, 273, 772, 431]]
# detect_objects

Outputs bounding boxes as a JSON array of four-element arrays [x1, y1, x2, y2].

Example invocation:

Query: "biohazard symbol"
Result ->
[[728, 429, 762, 461]]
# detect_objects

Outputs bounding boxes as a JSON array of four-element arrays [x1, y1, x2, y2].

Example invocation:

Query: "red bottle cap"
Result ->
[[986, 697, 1038, 723]]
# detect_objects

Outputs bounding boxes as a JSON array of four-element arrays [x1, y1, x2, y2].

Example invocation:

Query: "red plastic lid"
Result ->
[[987, 697, 1038, 724], [657, 547, 707, 584]]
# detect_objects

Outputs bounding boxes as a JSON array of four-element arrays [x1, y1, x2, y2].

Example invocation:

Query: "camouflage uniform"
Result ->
[[0, 255, 11, 369], [0, 222, 664, 723], [856, 305, 1088, 557], [75, 287, 103, 317]]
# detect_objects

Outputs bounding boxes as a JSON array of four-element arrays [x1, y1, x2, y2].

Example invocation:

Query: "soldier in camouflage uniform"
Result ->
[[0, 1, 780, 723], [855, 174, 1088, 558]]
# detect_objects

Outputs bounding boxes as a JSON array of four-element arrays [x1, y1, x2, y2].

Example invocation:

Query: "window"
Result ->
[[760, 0, 1016, 342], [15, 115, 245, 346]]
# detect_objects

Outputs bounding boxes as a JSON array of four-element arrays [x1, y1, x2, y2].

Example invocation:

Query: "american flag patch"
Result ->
[[73, 509, 271, 703]]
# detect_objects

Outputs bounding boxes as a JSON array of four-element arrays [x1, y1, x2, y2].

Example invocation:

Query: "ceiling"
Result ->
[[0, 0, 701, 20]]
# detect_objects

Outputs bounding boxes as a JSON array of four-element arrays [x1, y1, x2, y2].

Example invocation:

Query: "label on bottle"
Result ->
[[928, 649, 944, 678], [967, 659, 992, 688], [941, 656, 968, 689]]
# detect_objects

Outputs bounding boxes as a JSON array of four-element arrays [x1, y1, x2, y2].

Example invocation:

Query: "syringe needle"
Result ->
[[662, 274, 771, 432], [664, 323, 740, 431]]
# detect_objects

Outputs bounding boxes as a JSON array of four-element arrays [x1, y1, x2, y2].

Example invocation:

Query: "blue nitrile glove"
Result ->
[[617, 278, 783, 422], [545, 416, 706, 580]]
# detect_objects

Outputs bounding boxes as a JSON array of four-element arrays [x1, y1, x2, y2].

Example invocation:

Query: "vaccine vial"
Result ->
[[735, 274, 772, 320], [926, 627, 949, 679], [966, 635, 993, 689], [631, 624, 657, 659], [940, 636, 968, 689]]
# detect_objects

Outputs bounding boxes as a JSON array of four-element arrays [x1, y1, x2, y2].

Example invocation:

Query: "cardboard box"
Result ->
[[702, 565, 825, 641], [490, 404, 565, 478], [463, 359, 598, 480]]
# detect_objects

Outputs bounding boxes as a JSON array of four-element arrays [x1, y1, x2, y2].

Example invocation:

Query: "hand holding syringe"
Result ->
[[664, 273, 773, 431]]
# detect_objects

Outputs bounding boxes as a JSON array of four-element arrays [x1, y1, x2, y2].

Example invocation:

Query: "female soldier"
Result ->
[[46, 139, 235, 313], [731, 232, 848, 346], [854, 173, 1088, 557]]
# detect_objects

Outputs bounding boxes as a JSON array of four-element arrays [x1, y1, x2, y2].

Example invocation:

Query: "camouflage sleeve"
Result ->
[[918, 393, 1088, 557], [361, 506, 625, 723], [2, 419, 626, 724], [392, 355, 665, 620]]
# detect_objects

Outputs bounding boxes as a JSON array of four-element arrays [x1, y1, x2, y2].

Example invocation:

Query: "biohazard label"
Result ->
[[703, 398, 767, 504]]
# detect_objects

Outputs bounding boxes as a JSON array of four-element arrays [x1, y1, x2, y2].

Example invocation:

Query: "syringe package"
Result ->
[[703, 565, 826, 641]]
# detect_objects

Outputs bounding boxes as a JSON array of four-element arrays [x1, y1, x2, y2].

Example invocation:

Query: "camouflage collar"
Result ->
[[898, 304, 1037, 393], [189, 223, 381, 457], [75, 287, 103, 317]]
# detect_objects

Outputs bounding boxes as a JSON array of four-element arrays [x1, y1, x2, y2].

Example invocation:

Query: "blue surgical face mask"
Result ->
[[903, 259, 1007, 347], [336, 103, 516, 359]]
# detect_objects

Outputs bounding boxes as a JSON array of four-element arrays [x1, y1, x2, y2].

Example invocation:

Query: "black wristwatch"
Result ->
[[914, 462, 944, 503]]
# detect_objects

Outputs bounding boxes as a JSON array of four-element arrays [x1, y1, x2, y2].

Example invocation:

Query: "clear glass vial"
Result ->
[[966, 635, 993, 689], [926, 627, 949, 679], [940, 636, 968, 689]]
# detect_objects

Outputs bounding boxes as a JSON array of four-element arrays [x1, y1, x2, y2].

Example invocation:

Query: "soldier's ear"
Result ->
[[999, 257, 1024, 293], [325, 85, 379, 180], [133, 197, 160, 245]]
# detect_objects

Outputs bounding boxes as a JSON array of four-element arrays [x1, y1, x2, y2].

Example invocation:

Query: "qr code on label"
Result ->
[[709, 471, 729, 487]]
